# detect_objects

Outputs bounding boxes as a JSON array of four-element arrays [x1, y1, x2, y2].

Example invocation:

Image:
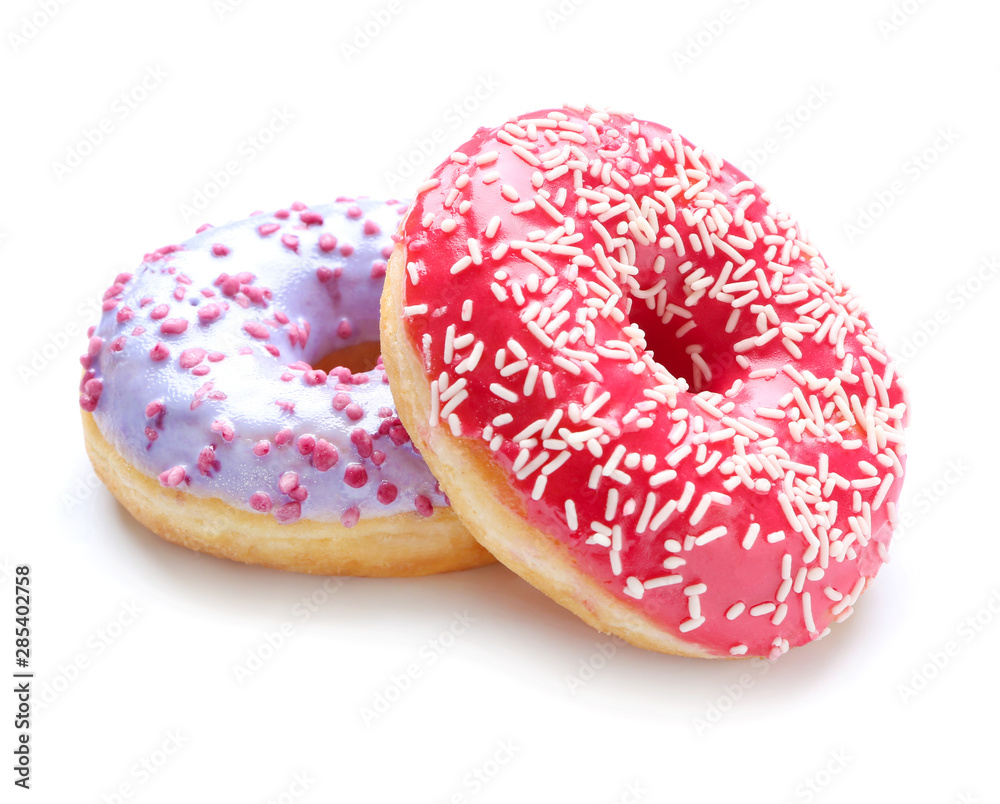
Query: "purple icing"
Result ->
[[81, 199, 448, 526]]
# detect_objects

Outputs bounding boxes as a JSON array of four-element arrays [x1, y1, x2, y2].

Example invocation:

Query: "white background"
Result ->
[[3, 0, 999, 801]]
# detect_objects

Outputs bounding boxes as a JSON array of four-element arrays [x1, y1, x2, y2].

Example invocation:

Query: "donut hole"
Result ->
[[626, 301, 728, 397], [312, 341, 382, 375]]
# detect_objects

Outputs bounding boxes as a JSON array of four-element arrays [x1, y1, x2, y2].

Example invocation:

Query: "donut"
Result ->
[[81, 198, 492, 576], [382, 107, 907, 657]]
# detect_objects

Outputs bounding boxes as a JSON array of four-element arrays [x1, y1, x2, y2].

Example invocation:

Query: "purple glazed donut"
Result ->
[[79, 198, 492, 576]]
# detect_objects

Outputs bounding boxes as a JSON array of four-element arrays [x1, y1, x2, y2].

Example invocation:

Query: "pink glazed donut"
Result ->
[[382, 107, 908, 657], [81, 198, 491, 576]]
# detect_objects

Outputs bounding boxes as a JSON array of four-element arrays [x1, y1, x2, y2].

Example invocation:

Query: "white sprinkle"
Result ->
[[402, 304, 428, 317], [489, 383, 518, 403]]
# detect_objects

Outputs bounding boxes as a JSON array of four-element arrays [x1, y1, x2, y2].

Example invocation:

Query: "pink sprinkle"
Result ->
[[103, 283, 125, 300], [173, 287, 186, 302], [340, 243, 354, 257], [192, 365, 210, 376], [363, 219, 381, 236], [414, 495, 433, 517], [102, 299, 119, 312], [274, 209, 290, 219], [79, 354, 92, 370], [312, 438, 338, 472], [370, 261, 387, 279], [318, 234, 337, 252], [371, 450, 386, 466], [258, 223, 280, 237], [281, 234, 299, 252], [249, 492, 272, 512], [280, 372, 294, 382], [275, 396, 295, 411], [197, 446, 217, 476], [195, 223, 212, 234], [179, 347, 206, 368], [116, 306, 134, 323], [83, 378, 102, 397], [289, 485, 308, 502], [346, 204, 362, 219], [145, 426, 157, 441], [332, 392, 351, 411], [160, 318, 189, 335], [389, 425, 410, 446], [145, 400, 164, 417], [198, 303, 222, 322], [336, 319, 353, 339], [343, 463, 368, 488], [159, 466, 186, 487], [110, 336, 126, 352], [290, 201, 306, 211], [316, 266, 334, 283], [300, 211, 323, 226], [150, 342, 170, 361], [79, 394, 98, 412], [378, 407, 393, 418], [274, 502, 301, 524], [115, 272, 133, 284], [211, 243, 230, 257], [265, 344, 281, 357], [88, 336, 103, 358], [296, 435, 316, 455], [243, 321, 270, 339], [253, 440, 270, 456], [351, 373, 369, 385], [381, 245, 394, 259], [376, 482, 398, 505], [351, 428, 373, 458], [273, 311, 289, 325], [275, 428, 293, 446], [303, 369, 327, 386], [132, 326, 145, 336], [345, 403, 364, 421], [207, 351, 225, 362], [340, 507, 360, 528], [211, 419, 235, 442], [278, 471, 299, 494], [150, 304, 170, 320]]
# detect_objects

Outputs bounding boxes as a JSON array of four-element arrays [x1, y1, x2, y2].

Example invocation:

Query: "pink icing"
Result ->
[[401, 106, 908, 658]]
